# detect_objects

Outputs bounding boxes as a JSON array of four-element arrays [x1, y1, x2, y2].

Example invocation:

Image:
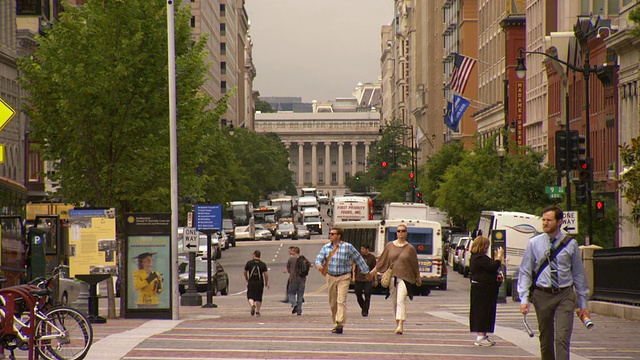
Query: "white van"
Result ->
[[302, 207, 323, 235], [474, 211, 542, 292]]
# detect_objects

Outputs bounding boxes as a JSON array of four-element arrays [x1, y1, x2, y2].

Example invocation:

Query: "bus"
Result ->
[[0, 177, 27, 287], [336, 218, 446, 292], [254, 205, 282, 235], [227, 201, 255, 241], [331, 196, 373, 223], [270, 197, 294, 218]]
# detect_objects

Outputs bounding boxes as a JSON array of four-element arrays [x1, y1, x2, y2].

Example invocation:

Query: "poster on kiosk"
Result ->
[[124, 213, 172, 319]]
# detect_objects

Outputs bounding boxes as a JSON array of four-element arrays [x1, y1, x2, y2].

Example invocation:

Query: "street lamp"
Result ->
[[228, 121, 235, 136], [514, 27, 610, 245]]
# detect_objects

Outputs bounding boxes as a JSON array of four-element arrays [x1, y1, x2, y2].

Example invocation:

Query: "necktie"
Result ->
[[550, 237, 559, 289]]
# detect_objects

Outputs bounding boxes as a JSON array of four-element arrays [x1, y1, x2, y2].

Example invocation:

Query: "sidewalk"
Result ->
[[84, 287, 640, 360]]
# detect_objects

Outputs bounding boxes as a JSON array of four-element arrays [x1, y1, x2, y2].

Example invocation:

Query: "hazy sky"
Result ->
[[244, 1, 394, 103]]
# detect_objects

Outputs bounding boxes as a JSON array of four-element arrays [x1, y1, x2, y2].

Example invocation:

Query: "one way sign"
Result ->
[[562, 211, 579, 235], [183, 227, 199, 252]]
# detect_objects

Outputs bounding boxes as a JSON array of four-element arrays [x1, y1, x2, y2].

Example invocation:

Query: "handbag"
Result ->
[[380, 266, 394, 288], [380, 244, 410, 288]]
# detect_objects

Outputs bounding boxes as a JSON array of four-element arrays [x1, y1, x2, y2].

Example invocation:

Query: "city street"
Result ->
[[72, 238, 640, 360]]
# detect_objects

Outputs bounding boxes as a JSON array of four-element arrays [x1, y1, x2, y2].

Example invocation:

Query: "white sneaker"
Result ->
[[474, 337, 495, 346]]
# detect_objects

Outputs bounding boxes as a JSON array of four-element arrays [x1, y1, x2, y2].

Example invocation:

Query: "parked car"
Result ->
[[255, 224, 274, 240], [58, 269, 90, 306], [296, 224, 311, 239], [448, 234, 468, 272], [222, 219, 236, 247], [458, 237, 473, 277], [178, 259, 230, 295], [215, 230, 229, 250], [275, 222, 298, 240]]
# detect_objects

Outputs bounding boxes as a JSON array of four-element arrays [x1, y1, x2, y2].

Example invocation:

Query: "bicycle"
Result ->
[[0, 266, 93, 360]]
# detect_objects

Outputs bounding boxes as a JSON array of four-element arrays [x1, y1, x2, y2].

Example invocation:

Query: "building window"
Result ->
[[331, 155, 337, 165], [220, 43, 226, 56], [305, 172, 311, 183], [190, 16, 195, 28], [318, 157, 324, 165], [318, 172, 324, 183], [331, 172, 337, 182], [220, 23, 226, 36], [220, 4, 225, 17], [345, 172, 351, 180], [221, 81, 227, 93], [221, 62, 226, 75]]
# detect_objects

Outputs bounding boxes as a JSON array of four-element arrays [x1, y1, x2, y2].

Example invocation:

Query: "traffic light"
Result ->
[[555, 130, 568, 172], [416, 191, 423, 203], [578, 158, 593, 181], [595, 200, 605, 219], [408, 173, 415, 179], [381, 161, 388, 175], [574, 179, 587, 205], [569, 131, 586, 170], [355, 175, 360, 181], [409, 173, 416, 189]]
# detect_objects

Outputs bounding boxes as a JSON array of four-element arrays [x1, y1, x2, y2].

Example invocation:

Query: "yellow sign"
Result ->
[[0, 144, 3, 163], [0, 98, 17, 132]]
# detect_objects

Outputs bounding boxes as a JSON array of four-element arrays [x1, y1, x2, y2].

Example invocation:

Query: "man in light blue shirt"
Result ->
[[315, 227, 371, 334], [517, 206, 590, 360]]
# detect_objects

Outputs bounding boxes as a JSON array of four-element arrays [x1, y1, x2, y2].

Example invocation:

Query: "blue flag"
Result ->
[[444, 94, 470, 132]]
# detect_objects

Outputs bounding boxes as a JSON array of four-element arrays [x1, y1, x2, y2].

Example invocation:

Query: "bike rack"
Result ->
[[0, 285, 39, 359]]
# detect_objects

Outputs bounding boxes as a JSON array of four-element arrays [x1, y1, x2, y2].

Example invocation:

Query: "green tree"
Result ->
[[366, 119, 412, 191], [255, 98, 276, 113], [18, 0, 230, 223], [434, 141, 557, 229], [619, 137, 640, 231], [226, 129, 294, 202], [422, 142, 465, 205]]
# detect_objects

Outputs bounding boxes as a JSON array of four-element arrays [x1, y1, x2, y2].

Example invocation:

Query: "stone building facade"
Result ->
[[255, 112, 380, 197]]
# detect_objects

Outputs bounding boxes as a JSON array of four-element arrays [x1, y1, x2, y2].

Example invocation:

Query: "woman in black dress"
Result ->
[[469, 236, 504, 346]]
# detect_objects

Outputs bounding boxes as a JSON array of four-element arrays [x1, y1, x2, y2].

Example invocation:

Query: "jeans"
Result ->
[[288, 280, 306, 315], [354, 280, 373, 313]]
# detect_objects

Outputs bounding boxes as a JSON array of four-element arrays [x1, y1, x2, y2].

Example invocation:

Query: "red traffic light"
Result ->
[[416, 192, 422, 198], [381, 161, 388, 167], [409, 173, 415, 179], [596, 201, 604, 210], [581, 162, 589, 170]]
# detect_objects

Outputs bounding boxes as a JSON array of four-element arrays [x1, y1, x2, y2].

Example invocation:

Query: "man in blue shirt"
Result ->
[[315, 227, 371, 334], [517, 206, 590, 360]]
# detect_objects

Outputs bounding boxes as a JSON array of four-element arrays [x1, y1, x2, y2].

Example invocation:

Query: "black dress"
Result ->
[[469, 252, 501, 333]]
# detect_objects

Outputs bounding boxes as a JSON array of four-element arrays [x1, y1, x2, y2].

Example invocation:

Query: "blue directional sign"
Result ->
[[195, 204, 222, 232]]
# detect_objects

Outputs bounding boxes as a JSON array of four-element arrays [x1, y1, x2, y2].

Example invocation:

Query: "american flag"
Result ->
[[448, 53, 477, 94]]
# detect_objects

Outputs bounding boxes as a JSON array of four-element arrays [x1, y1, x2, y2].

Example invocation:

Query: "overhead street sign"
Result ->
[[545, 186, 565, 199], [563, 211, 579, 235], [0, 98, 17, 133], [183, 226, 198, 252]]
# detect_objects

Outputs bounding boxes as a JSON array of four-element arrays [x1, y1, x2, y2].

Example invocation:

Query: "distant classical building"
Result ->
[[261, 97, 313, 113], [255, 111, 380, 197]]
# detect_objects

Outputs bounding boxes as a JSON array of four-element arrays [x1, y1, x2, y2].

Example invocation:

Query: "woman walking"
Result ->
[[469, 236, 504, 346], [371, 224, 422, 334]]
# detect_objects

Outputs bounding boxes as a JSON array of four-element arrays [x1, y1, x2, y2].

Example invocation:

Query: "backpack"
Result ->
[[249, 262, 262, 281], [296, 256, 310, 277]]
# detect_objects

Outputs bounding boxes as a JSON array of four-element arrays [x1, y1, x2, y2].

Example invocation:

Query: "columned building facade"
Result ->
[[255, 112, 380, 197]]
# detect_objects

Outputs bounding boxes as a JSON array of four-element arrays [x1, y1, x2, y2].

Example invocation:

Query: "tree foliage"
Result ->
[[19, 0, 217, 216], [422, 142, 465, 205], [432, 140, 557, 229], [619, 137, 640, 229], [226, 129, 294, 202], [255, 98, 276, 113]]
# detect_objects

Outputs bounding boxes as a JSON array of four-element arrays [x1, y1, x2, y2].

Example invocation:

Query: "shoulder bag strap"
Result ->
[[530, 235, 574, 288], [322, 243, 341, 275]]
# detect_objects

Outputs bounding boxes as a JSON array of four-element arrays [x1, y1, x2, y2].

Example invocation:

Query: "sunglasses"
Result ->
[[397, 229, 407, 233]]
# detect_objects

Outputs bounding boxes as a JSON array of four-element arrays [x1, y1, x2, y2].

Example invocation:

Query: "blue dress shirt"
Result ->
[[517, 230, 589, 308], [315, 241, 369, 276]]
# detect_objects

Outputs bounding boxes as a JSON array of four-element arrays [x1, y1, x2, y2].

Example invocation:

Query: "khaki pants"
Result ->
[[326, 273, 351, 326], [390, 277, 409, 321], [531, 287, 576, 360]]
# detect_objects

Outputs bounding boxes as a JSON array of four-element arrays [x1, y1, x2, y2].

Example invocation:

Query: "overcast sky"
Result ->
[[244, 1, 394, 103]]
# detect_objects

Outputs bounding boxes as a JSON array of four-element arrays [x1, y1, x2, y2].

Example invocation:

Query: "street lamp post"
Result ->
[[515, 45, 600, 244]]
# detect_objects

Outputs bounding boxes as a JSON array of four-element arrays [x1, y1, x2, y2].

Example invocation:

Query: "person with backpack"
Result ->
[[244, 250, 269, 317], [288, 246, 310, 316]]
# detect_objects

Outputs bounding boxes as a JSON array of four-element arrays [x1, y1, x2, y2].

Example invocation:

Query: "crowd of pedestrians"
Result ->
[[237, 205, 591, 353]]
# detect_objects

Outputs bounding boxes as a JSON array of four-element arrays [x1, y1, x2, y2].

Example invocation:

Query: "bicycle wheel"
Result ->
[[34, 306, 93, 360]]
